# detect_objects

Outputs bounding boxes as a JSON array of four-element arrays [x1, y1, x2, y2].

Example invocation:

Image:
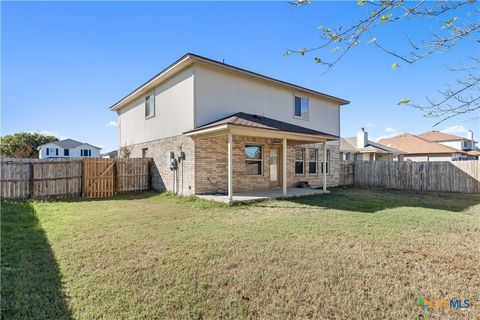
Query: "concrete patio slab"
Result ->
[[197, 187, 329, 204]]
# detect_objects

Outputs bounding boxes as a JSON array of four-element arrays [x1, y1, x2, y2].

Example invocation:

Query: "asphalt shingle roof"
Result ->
[[340, 137, 403, 154], [39, 139, 101, 150], [378, 133, 464, 154], [184, 112, 339, 139]]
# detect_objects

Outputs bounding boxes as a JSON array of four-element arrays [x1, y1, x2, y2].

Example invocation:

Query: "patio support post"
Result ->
[[323, 142, 327, 192], [283, 138, 287, 196], [228, 132, 233, 201]]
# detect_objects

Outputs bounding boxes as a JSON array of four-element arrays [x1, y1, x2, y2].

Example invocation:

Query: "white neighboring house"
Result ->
[[38, 139, 101, 159], [418, 130, 478, 155]]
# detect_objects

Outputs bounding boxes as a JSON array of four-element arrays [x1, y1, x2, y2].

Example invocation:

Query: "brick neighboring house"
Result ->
[[110, 53, 349, 199], [340, 128, 403, 161]]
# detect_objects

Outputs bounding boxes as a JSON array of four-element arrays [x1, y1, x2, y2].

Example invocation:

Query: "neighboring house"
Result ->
[[340, 128, 403, 161], [38, 139, 101, 159], [418, 130, 478, 159], [378, 133, 468, 162], [110, 53, 349, 198], [101, 150, 118, 159]]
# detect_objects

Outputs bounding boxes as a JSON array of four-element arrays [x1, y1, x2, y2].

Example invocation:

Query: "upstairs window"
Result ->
[[145, 93, 155, 118], [245, 145, 263, 175], [295, 148, 305, 175], [294, 96, 309, 119]]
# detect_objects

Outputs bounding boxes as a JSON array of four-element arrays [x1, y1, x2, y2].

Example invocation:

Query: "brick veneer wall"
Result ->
[[124, 135, 195, 195], [194, 134, 228, 194], [194, 135, 340, 194], [124, 134, 340, 195], [287, 143, 340, 188]]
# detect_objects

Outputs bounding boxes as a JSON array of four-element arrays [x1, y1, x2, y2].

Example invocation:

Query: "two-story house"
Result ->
[[418, 130, 478, 159], [110, 53, 349, 200], [38, 139, 101, 159], [379, 130, 478, 162]]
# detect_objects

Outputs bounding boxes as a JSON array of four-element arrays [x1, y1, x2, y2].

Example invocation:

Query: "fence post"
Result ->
[[28, 162, 34, 199], [113, 160, 118, 194], [148, 159, 152, 190], [80, 159, 85, 198]]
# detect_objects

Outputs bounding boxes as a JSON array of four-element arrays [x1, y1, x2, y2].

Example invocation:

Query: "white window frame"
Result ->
[[294, 147, 305, 175], [244, 144, 263, 176], [321, 149, 331, 174], [308, 148, 318, 175], [81, 149, 92, 157], [293, 95, 309, 120], [145, 92, 155, 119]]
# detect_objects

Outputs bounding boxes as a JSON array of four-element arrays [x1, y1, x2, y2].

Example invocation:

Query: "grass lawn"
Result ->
[[2, 188, 479, 319]]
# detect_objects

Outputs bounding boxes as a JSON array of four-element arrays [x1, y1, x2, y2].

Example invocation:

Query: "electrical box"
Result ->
[[167, 151, 174, 167]]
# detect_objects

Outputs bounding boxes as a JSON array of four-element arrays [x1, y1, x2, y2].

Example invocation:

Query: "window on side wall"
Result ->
[[295, 148, 305, 175], [245, 145, 263, 175], [294, 96, 309, 119], [64, 149, 69, 156], [142, 148, 148, 158], [308, 149, 318, 174], [321, 149, 331, 174], [145, 93, 155, 118]]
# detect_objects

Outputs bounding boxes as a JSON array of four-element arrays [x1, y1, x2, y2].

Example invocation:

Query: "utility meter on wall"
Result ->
[[167, 151, 177, 171]]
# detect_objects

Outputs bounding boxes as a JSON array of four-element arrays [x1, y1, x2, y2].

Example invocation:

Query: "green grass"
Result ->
[[1, 188, 479, 319]]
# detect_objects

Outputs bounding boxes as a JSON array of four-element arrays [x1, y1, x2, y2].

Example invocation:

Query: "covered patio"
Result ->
[[197, 187, 329, 204], [184, 112, 339, 204]]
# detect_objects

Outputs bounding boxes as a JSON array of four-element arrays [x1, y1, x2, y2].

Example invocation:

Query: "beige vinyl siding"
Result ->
[[193, 64, 340, 137], [437, 140, 463, 150], [118, 66, 195, 146], [403, 154, 453, 162]]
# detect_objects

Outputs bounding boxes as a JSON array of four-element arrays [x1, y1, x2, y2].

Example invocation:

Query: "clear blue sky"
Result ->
[[2, 1, 478, 152]]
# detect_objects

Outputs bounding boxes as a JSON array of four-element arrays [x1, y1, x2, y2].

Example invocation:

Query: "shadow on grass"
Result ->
[[45, 190, 229, 210], [49, 190, 161, 203], [1, 202, 72, 319], [262, 187, 480, 213]]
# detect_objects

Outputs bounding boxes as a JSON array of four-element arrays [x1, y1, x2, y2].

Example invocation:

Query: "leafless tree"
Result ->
[[286, 0, 479, 126]]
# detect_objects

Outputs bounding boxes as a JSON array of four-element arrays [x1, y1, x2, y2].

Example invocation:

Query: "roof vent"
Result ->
[[252, 114, 263, 120]]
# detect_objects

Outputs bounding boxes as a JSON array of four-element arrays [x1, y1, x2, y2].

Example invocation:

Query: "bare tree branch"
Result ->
[[287, 0, 480, 125]]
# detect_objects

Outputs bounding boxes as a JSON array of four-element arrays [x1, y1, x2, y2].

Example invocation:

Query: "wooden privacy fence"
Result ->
[[82, 158, 151, 197], [1, 158, 151, 200], [354, 160, 480, 193], [339, 161, 354, 186]]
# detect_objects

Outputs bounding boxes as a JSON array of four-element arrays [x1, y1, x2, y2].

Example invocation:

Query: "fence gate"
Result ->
[[82, 158, 116, 198]]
